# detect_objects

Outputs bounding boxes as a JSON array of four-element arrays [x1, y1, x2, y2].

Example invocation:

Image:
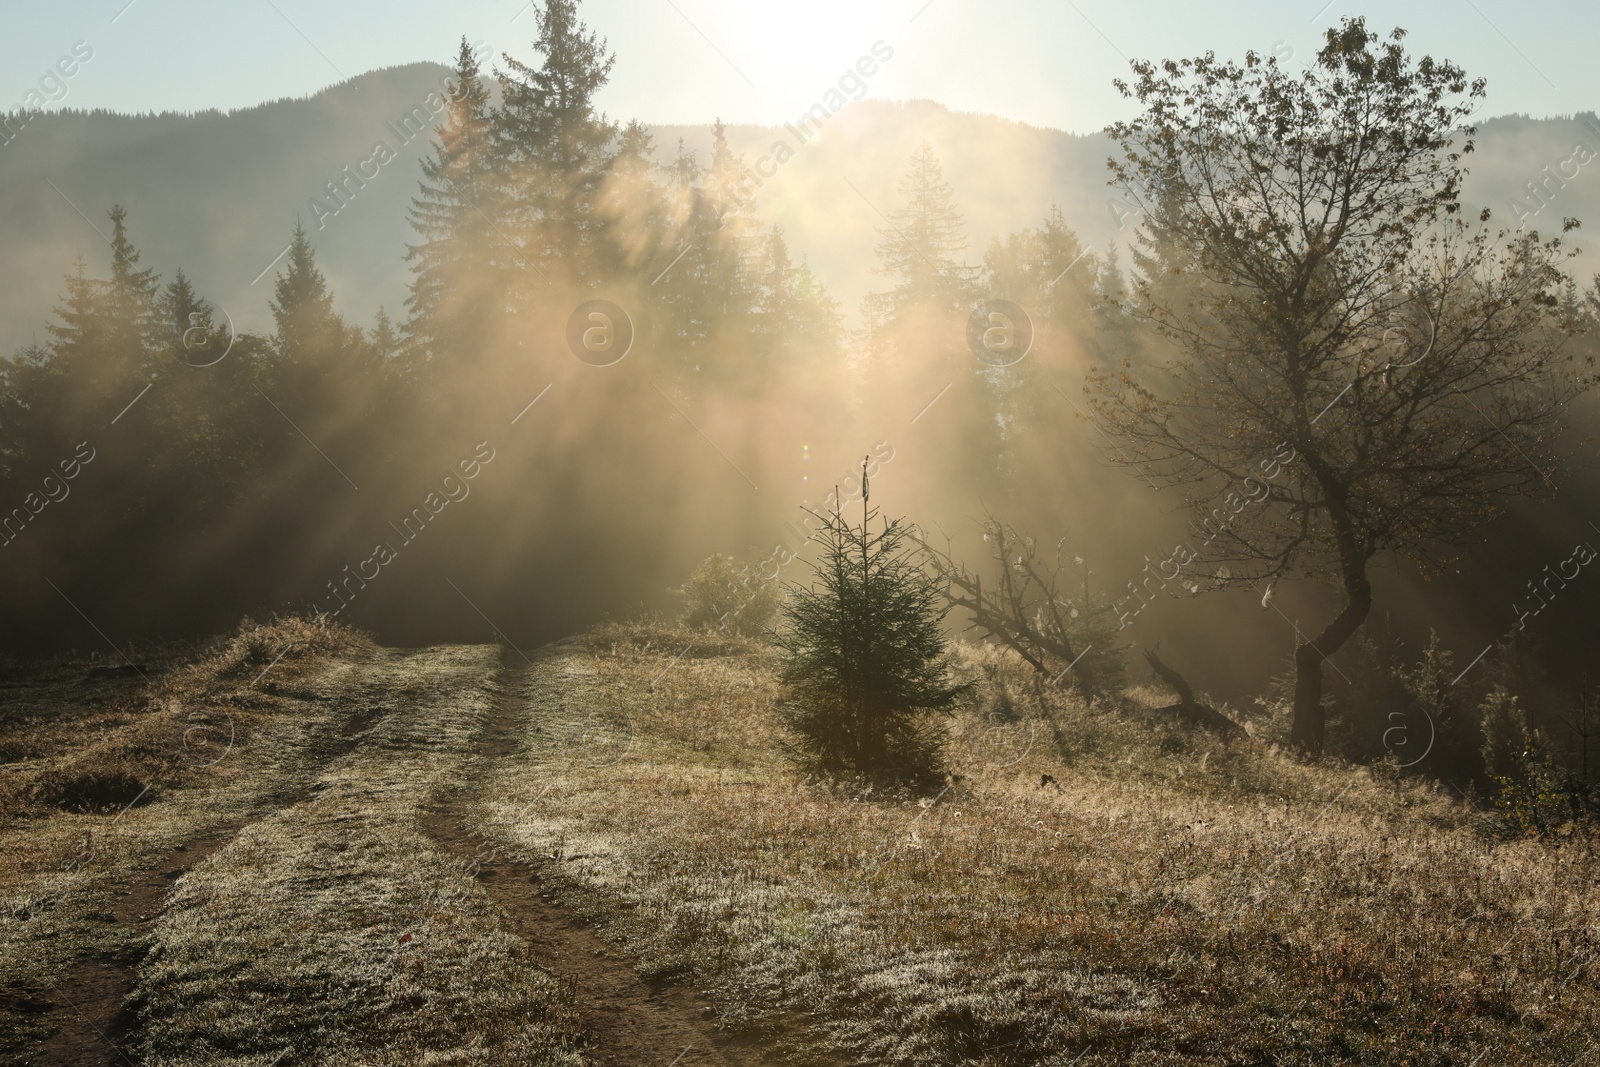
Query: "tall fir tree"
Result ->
[[872, 143, 972, 319], [496, 0, 618, 291], [405, 37, 502, 376], [593, 119, 669, 280], [105, 204, 162, 369], [751, 227, 840, 352], [647, 139, 718, 362], [703, 119, 759, 327], [270, 222, 346, 366], [32, 208, 162, 432]]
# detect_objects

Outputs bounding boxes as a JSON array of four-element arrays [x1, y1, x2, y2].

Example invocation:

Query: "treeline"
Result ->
[[11, 2, 1600, 818], [0, 1, 1132, 654]]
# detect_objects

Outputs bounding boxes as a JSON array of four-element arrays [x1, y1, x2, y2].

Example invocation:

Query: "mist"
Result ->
[[3, 10, 1600, 715]]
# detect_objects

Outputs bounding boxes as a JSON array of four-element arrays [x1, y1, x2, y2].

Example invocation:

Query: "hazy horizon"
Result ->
[[5, 0, 1598, 134]]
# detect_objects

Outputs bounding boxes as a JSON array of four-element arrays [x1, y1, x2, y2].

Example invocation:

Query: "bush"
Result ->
[[677, 554, 780, 637], [1490, 747, 1573, 836], [778, 483, 971, 782]]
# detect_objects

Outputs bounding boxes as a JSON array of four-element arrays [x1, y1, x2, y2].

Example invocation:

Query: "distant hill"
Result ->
[[2, 63, 1598, 356]]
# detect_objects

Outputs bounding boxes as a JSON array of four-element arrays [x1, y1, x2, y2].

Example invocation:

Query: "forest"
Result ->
[[5, 6, 1600, 1062]]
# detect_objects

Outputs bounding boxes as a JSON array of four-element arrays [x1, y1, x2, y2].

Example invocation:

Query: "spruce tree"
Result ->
[[150, 270, 270, 508], [160, 270, 218, 363], [592, 119, 667, 280], [496, 0, 618, 287], [266, 223, 367, 465], [405, 37, 501, 372], [269, 222, 347, 365], [751, 228, 840, 351], [43, 257, 107, 385], [105, 204, 162, 367], [779, 461, 971, 780], [703, 119, 758, 325], [369, 308, 400, 364], [647, 139, 718, 362], [35, 208, 161, 429], [751, 227, 801, 341], [873, 142, 972, 318]]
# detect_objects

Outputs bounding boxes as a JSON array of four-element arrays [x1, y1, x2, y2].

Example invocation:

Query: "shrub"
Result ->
[[778, 474, 971, 782], [1491, 747, 1572, 836], [677, 554, 780, 638]]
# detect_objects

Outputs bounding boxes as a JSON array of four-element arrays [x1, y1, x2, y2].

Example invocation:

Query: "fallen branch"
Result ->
[[1143, 647, 1246, 740], [915, 519, 1118, 694]]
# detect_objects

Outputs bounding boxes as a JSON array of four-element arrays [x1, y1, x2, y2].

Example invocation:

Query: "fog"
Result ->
[[4, 11, 1600, 718]]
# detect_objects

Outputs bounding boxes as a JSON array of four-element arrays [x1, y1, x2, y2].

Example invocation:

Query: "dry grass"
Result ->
[[469, 621, 1600, 1066], [0, 616, 381, 1058], [0, 614, 374, 820], [7, 618, 1596, 1064], [131, 645, 586, 1066]]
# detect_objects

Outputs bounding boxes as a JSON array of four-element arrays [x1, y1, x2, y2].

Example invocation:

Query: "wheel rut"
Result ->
[[26, 832, 238, 1067], [20, 666, 401, 1067], [420, 647, 770, 1067]]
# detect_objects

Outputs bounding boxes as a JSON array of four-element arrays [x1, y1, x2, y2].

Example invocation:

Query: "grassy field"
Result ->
[[1, 621, 588, 1066], [468, 621, 1600, 1067], [1, 618, 374, 1063], [2, 618, 1597, 1065]]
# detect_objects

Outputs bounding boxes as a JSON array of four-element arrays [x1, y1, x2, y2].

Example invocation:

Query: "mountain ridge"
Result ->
[[2, 61, 1595, 358]]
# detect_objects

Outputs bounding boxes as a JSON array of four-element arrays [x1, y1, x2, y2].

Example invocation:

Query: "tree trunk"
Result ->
[[1289, 561, 1373, 756]]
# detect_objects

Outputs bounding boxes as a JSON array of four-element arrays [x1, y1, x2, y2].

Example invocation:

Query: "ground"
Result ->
[[1, 617, 1595, 1066]]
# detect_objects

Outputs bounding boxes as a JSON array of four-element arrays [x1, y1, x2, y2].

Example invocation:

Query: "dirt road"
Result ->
[[9, 642, 775, 1067]]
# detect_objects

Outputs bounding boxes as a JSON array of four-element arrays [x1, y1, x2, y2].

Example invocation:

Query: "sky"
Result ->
[[3, 0, 1596, 135]]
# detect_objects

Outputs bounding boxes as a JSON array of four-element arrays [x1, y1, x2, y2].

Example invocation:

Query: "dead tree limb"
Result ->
[[915, 519, 1116, 694], [1143, 647, 1246, 740]]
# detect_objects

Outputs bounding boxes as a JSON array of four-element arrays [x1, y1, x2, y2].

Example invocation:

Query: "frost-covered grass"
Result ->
[[0, 617, 380, 1057], [132, 644, 586, 1067], [474, 620, 1600, 1066]]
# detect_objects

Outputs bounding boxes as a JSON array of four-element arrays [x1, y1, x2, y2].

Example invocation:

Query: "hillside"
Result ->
[[2, 620, 1595, 1065], [3, 63, 1598, 359]]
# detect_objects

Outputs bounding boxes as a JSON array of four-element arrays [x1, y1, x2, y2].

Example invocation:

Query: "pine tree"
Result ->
[[703, 119, 759, 324], [37, 208, 161, 425], [270, 222, 346, 365], [751, 228, 840, 350], [977, 208, 1094, 474], [704, 119, 751, 222], [780, 461, 972, 780], [983, 207, 1091, 311], [647, 139, 722, 363], [369, 308, 400, 364], [873, 142, 972, 317], [496, 0, 618, 288], [610, 120, 657, 184], [150, 271, 268, 505], [405, 37, 501, 372], [105, 204, 162, 366], [790, 257, 842, 351], [160, 270, 218, 363], [593, 119, 668, 279], [751, 227, 801, 340], [43, 257, 107, 383]]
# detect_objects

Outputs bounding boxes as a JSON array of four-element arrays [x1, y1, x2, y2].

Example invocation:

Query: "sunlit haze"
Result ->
[[3, 0, 1598, 131], [5, 4, 1600, 1060]]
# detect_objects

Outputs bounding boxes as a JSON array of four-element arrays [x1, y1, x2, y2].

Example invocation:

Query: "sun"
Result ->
[[715, 0, 894, 118]]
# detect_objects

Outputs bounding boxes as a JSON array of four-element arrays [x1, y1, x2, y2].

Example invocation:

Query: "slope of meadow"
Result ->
[[466, 622, 1600, 1067], [0, 623, 591, 1067], [4, 621, 1597, 1065]]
